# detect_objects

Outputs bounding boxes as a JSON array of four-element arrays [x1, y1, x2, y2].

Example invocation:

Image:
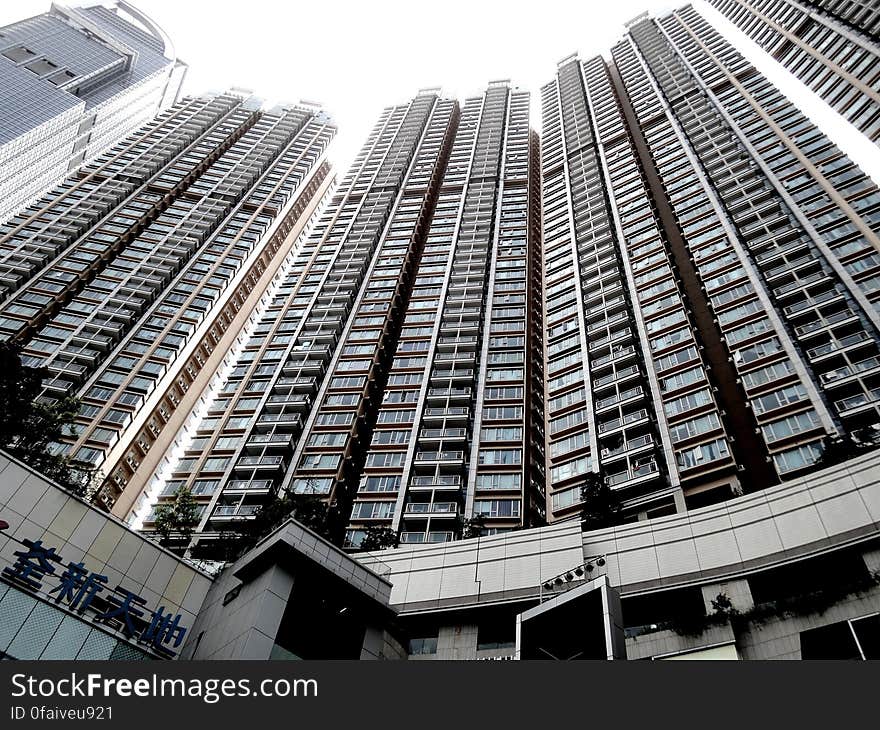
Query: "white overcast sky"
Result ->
[[2, 0, 879, 182]]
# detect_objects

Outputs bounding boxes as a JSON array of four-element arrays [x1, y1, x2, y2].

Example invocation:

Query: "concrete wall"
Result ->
[[358, 521, 585, 612], [183, 519, 395, 660], [0, 451, 212, 654], [583, 449, 880, 595]]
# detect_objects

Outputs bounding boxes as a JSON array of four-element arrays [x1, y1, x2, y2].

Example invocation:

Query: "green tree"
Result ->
[[0, 342, 96, 495], [461, 513, 488, 539], [153, 486, 199, 550], [815, 429, 880, 470], [358, 526, 398, 551], [239, 490, 332, 549], [579, 472, 623, 531]]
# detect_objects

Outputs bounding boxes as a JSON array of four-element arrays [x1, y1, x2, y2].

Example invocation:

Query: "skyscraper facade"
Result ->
[[114, 3, 880, 558], [0, 1, 187, 223], [707, 0, 880, 143], [541, 3, 880, 522], [137, 83, 545, 556], [138, 90, 460, 554], [342, 83, 543, 547], [0, 90, 335, 513]]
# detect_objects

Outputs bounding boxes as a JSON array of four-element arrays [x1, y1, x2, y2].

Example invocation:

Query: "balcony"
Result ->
[[423, 406, 469, 421], [245, 433, 293, 449], [211, 504, 261, 519], [256, 413, 302, 429], [606, 460, 660, 488], [595, 386, 645, 412], [597, 409, 649, 436], [591, 345, 635, 369], [266, 393, 310, 409], [782, 288, 843, 317], [806, 331, 871, 361], [225, 479, 273, 492], [409, 474, 462, 491], [773, 270, 830, 298], [400, 531, 455, 544], [593, 364, 640, 389], [820, 356, 880, 386], [601, 433, 654, 461], [403, 502, 458, 516], [589, 328, 632, 353], [794, 308, 858, 338], [414, 450, 465, 464], [835, 389, 880, 416], [428, 387, 471, 399], [419, 427, 467, 441]]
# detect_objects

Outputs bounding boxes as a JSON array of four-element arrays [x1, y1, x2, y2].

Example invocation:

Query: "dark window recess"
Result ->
[[477, 614, 517, 651], [25, 58, 59, 76], [48, 69, 77, 86], [622, 586, 705, 632], [2, 45, 36, 63], [684, 484, 736, 511], [748, 550, 871, 605], [800, 614, 880, 660]]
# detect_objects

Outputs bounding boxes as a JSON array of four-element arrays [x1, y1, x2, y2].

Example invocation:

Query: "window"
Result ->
[[365, 452, 404, 467], [408, 637, 438, 655], [742, 360, 795, 390], [299, 453, 341, 470], [473, 499, 521, 518], [762, 410, 821, 443], [752, 384, 808, 416], [669, 413, 721, 443], [481, 427, 522, 442], [372, 429, 410, 445], [483, 406, 523, 420], [291, 478, 332, 494], [550, 455, 591, 483], [478, 449, 522, 465], [2, 46, 36, 63], [800, 614, 880, 660], [677, 438, 730, 469], [360, 476, 401, 493], [475, 473, 521, 491], [660, 366, 705, 392], [550, 430, 589, 458], [665, 388, 713, 417], [307, 433, 347, 447], [551, 486, 581, 511], [350, 501, 396, 519]]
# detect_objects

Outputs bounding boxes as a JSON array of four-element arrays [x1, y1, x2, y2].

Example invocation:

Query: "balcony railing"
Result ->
[[410, 474, 462, 488], [235, 455, 283, 467], [820, 356, 880, 385], [597, 409, 648, 434], [403, 502, 458, 514], [414, 451, 464, 462], [226, 479, 273, 491], [806, 331, 871, 360], [400, 531, 454, 544], [601, 433, 653, 459], [607, 460, 659, 487], [419, 428, 467, 439]]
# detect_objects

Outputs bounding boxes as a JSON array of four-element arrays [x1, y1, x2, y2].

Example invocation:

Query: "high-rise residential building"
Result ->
[[542, 3, 880, 523], [123, 4, 880, 559], [137, 83, 544, 555], [343, 83, 543, 547], [707, 0, 880, 143], [0, 1, 187, 223], [0, 90, 335, 514], [137, 90, 460, 555]]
